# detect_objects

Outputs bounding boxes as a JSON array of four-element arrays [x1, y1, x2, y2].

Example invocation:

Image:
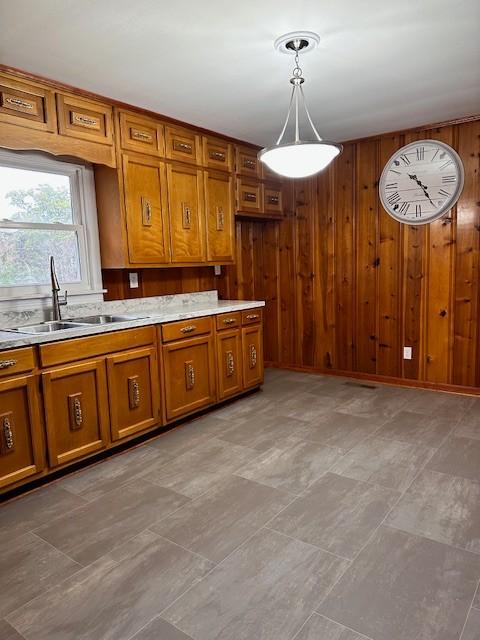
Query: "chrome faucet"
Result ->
[[50, 256, 68, 321]]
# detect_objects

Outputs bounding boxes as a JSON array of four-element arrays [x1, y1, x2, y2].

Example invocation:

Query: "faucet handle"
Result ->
[[61, 290, 68, 306]]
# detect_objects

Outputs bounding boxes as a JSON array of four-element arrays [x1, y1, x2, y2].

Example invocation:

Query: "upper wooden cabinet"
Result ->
[[0, 73, 56, 132], [56, 93, 113, 146], [237, 178, 264, 215], [166, 162, 205, 263], [205, 170, 234, 263], [203, 136, 233, 172], [123, 154, 170, 264], [165, 125, 201, 165], [118, 110, 165, 156], [264, 182, 283, 216], [0, 374, 44, 490], [235, 145, 262, 179]]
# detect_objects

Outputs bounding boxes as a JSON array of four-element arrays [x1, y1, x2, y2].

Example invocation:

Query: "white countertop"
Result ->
[[0, 298, 264, 350]]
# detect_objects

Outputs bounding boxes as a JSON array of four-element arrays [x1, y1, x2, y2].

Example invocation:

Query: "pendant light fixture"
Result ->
[[258, 32, 342, 179]]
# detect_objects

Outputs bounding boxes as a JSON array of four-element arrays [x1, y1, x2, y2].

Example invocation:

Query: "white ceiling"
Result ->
[[1, 0, 479, 145]]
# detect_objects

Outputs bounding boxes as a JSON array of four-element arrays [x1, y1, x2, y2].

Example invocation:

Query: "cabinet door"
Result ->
[[242, 325, 264, 389], [56, 93, 113, 145], [216, 329, 243, 400], [205, 170, 234, 263], [0, 375, 44, 490], [42, 359, 110, 467], [0, 73, 56, 132], [203, 136, 233, 172], [106, 347, 161, 441], [237, 178, 264, 214], [124, 154, 170, 264], [264, 183, 283, 216], [167, 162, 206, 263], [119, 110, 164, 156], [165, 126, 201, 165], [163, 335, 216, 420], [235, 146, 262, 178]]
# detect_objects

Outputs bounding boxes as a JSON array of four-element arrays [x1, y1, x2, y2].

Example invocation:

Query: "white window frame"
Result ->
[[0, 148, 104, 312]]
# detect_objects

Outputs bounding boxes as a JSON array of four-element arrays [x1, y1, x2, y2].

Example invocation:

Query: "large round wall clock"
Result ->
[[379, 139, 464, 225]]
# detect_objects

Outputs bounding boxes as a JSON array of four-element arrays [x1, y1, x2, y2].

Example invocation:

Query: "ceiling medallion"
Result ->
[[258, 31, 342, 179]]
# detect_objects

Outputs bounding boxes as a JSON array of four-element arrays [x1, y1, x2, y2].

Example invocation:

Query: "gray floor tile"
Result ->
[[427, 437, 480, 483], [270, 473, 399, 559], [387, 469, 480, 552], [218, 415, 308, 452], [399, 389, 474, 418], [455, 401, 480, 439], [130, 617, 193, 639], [375, 410, 456, 448], [35, 479, 188, 565], [152, 475, 293, 563], [0, 620, 24, 640], [176, 413, 237, 436], [0, 485, 87, 538], [7, 530, 213, 640], [236, 439, 343, 494], [460, 607, 480, 640], [337, 388, 409, 420], [163, 528, 348, 640], [281, 391, 341, 421], [293, 412, 384, 454], [331, 436, 434, 491], [144, 438, 257, 498], [61, 445, 168, 502], [319, 525, 480, 640], [293, 613, 367, 640], [0, 532, 80, 618], [475, 583, 480, 609], [148, 427, 211, 457]]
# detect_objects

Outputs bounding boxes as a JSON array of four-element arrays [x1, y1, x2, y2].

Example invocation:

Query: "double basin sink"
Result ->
[[10, 315, 146, 334]]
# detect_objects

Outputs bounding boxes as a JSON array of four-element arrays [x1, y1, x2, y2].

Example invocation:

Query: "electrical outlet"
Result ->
[[129, 272, 139, 289], [214, 265, 222, 276], [403, 346, 412, 360]]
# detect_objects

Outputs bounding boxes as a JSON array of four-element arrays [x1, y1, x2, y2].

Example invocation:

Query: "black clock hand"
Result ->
[[408, 174, 436, 208]]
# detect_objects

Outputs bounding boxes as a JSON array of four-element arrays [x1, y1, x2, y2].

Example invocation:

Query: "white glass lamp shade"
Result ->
[[259, 140, 342, 178]]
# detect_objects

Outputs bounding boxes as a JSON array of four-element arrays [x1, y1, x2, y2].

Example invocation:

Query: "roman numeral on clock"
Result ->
[[399, 154, 411, 166], [385, 182, 398, 190], [416, 147, 425, 161], [415, 204, 422, 217], [438, 188, 451, 198], [387, 192, 401, 205], [399, 202, 410, 215], [442, 175, 456, 184], [440, 159, 453, 170], [389, 168, 401, 175], [431, 149, 440, 162]]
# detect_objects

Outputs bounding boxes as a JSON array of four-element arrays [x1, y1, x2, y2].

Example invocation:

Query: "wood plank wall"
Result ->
[[218, 118, 480, 390]]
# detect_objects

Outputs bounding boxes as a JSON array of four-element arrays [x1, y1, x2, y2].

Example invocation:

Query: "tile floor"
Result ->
[[1, 368, 479, 640]]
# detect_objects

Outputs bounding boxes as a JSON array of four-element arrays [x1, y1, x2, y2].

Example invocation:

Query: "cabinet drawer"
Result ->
[[237, 179, 264, 213], [216, 312, 241, 331], [119, 110, 165, 156], [165, 125, 200, 165], [39, 326, 155, 367], [264, 184, 283, 215], [203, 136, 233, 172], [242, 309, 262, 325], [235, 146, 262, 178], [0, 73, 56, 132], [56, 93, 113, 145], [162, 316, 212, 343], [0, 347, 35, 378]]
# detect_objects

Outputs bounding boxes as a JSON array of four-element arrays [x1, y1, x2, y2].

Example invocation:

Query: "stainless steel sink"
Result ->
[[11, 321, 88, 334], [68, 314, 145, 324]]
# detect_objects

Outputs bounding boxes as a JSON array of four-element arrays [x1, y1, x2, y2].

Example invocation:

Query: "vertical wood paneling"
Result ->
[[278, 183, 297, 365], [355, 139, 378, 373]]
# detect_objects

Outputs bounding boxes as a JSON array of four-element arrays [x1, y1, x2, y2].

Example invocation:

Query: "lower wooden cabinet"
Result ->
[[242, 324, 264, 388], [216, 329, 243, 400], [163, 333, 216, 420], [106, 347, 160, 441], [42, 359, 110, 467], [0, 375, 43, 489]]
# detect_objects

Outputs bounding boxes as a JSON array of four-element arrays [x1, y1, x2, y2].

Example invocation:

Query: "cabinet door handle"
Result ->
[[267, 195, 279, 205], [209, 150, 226, 161], [225, 350, 235, 377], [223, 318, 235, 325], [141, 196, 152, 226], [3, 95, 35, 112], [180, 325, 196, 334], [243, 191, 257, 203], [174, 140, 192, 153], [131, 128, 153, 142], [128, 376, 141, 409], [249, 344, 257, 368], [1, 413, 14, 454], [185, 361, 195, 390], [0, 359, 17, 369], [68, 393, 83, 430], [243, 158, 256, 170], [182, 203, 192, 229], [71, 112, 100, 129], [246, 313, 259, 320], [216, 206, 225, 231]]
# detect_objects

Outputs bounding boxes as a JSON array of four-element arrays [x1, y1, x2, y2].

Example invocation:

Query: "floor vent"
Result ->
[[343, 381, 377, 390]]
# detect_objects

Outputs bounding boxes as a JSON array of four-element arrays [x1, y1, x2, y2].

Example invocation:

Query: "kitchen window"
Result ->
[[0, 148, 103, 311]]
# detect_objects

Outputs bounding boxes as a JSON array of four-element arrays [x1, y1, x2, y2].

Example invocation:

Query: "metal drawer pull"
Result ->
[[4, 95, 34, 111], [267, 195, 279, 205], [244, 192, 257, 202], [180, 325, 196, 334], [223, 318, 235, 325], [209, 150, 226, 161], [216, 207, 225, 231], [131, 128, 153, 142], [68, 394, 83, 431], [71, 112, 100, 129], [246, 314, 259, 320], [244, 158, 256, 169], [182, 203, 192, 229], [226, 350, 235, 377], [249, 344, 257, 368], [174, 140, 192, 152], [185, 361, 195, 390], [128, 377, 140, 409], [0, 359, 17, 369], [141, 197, 152, 226], [3, 416, 14, 451]]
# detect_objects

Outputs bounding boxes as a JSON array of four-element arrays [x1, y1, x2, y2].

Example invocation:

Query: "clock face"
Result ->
[[379, 140, 464, 225]]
